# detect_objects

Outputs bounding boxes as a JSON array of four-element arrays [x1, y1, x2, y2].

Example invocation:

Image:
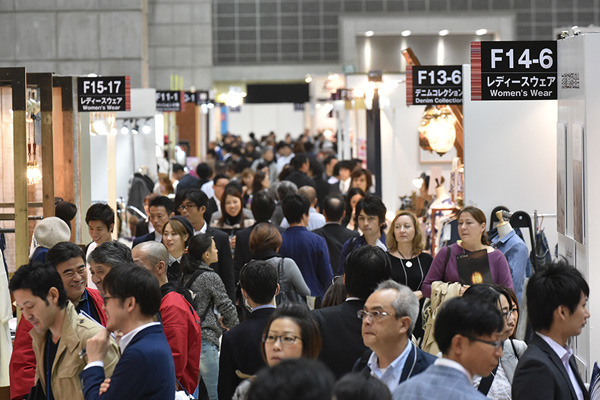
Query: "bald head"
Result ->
[[132, 241, 169, 284], [322, 195, 345, 222], [299, 185, 317, 207]]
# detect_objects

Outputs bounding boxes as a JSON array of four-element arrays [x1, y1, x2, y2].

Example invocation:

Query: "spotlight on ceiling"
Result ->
[[476, 28, 488, 36], [365, 30, 374, 37], [438, 29, 449, 36], [401, 30, 412, 37]]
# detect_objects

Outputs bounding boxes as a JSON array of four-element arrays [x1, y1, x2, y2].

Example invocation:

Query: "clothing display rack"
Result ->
[[430, 207, 458, 257]]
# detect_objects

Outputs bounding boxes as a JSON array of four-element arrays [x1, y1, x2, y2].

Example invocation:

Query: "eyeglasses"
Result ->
[[357, 310, 395, 321], [178, 204, 198, 211], [262, 334, 302, 346], [463, 335, 503, 350], [501, 307, 518, 322]]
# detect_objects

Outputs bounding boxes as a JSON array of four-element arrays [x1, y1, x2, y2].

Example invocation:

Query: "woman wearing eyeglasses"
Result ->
[[463, 284, 527, 400], [232, 302, 322, 400]]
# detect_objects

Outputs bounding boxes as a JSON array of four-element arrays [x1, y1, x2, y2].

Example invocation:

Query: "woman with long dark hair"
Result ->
[[181, 233, 239, 400]]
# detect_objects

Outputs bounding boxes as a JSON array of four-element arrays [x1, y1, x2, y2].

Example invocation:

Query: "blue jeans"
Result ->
[[200, 341, 219, 400]]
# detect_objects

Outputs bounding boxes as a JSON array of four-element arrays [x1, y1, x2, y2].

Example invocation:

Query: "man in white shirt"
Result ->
[[393, 297, 504, 400], [512, 260, 590, 400], [354, 280, 435, 393], [80, 264, 176, 400]]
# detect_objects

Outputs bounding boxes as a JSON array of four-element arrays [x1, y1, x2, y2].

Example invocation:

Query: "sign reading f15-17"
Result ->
[[471, 41, 557, 101]]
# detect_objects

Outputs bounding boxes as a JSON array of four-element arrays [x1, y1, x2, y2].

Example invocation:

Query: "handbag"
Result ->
[[275, 258, 305, 304]]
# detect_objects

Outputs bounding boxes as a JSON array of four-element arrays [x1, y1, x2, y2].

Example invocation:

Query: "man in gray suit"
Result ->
[[393, 296, 504, 400]]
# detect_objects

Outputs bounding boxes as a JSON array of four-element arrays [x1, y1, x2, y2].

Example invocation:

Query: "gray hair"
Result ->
[[133, 241, 169, 268], [275, 180, 298, 201], [87, 240, 133, 268], [374, 279, 419, 337]]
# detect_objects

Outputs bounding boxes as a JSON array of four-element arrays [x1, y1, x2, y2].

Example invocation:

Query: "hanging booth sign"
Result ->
[[471, 41, 557, 101], [406, 65, 463, 105], [184, 91, 198, 104], [77, 76, 131, 111], [156, 90, 184, 111]]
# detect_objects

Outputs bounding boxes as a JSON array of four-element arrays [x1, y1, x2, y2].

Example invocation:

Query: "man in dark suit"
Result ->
[[312, 245, 391, 379], [354, 280, 435, 393], [218, 260, 279, 400], [132, 196, 173, 247], [513, 260, 590, 400], [178, 189, 236, 301], [81, 264, 175, 400], [313, 194, 359, 274], [173, 163, 201, 194], [204, 174, 229, 225], [233, 189, 283, 281], [283, 153, 315, 189]]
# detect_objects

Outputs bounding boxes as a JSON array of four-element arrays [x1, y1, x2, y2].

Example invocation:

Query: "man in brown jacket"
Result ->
[[10, 262, 119, 400]]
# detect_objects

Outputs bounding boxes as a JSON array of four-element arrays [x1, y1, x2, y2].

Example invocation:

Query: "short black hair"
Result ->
[[149, 196, 174, 215], [337, 160, 354, 172], [9, 262, 68, 309], [344, 246, 391, 299], [182, 189, 209, 209], [527, 259, 589, 332], [46, 242, 85, 268], [322, 195, 345, 222], [102, 264, 161, 317], [251, 189, 276, 222], [85, 203, 114, 229], [213, 173, 229, 186], [88, 240, 133, 268], [333, 372, 392, 400], [248, 358, 333, 400], [463, 284, 513, 311], [195, 162, 213, 179], [309, 159, 325, 180], [282, 194, 310, 224], [323, 155, 337, 167], [172, 163, 185, 173], [239, 260, 278, 304], [434, 296, 504, 355], [290, 153, 309, 170], [354, 195, 387, 233]]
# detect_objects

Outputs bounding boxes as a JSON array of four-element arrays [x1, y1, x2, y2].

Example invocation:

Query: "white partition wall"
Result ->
[[226, 103, 306, 141], [462, 64, 558, 252], [556, 33, 600, 378]]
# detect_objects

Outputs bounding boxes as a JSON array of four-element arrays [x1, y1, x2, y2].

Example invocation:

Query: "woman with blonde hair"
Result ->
[[386, 210, 433, 341]]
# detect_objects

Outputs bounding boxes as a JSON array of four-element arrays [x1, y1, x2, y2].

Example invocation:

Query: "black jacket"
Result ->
[[218, 307, 275, 400], [205, 226, 236, 302], [513, 334, 589, 400], [312, 299, 366, 379], [312, 223, 360, 275]]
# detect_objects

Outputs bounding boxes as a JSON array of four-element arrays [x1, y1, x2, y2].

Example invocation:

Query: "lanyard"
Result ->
[[45, 334, 52, 400]]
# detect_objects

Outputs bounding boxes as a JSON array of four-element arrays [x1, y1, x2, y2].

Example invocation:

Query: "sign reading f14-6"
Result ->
[[471, 41, 557, 101]]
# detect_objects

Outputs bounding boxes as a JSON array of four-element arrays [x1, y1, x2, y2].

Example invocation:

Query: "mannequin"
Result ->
[[496, 211, 513, 240]]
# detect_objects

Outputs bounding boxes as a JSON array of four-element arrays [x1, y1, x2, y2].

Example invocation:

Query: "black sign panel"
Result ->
[[184, 91, 197, 104], [471, 41, 557, 101], [156, 90, 184, 112], [407, 65, 463, 105], [77, 76, 130, 112]]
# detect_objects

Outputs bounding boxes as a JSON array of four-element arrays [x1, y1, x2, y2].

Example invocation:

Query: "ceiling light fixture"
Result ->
[[365, 30, 374, 37], [476, 28, 488, 35], [439, 29, 449, 36], [401, 30, 412, 37]]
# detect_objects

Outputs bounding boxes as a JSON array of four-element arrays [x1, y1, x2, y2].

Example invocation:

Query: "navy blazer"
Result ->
[[218, 307, 275, 400], [132, 231, 156, 248], [513, 334, 589, 400], [353, 342, 436, 384], [80, 324, 175, 400], [312, 299, 366, 379]]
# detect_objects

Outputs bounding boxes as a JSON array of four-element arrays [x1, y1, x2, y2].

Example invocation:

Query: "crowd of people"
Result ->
[[6, 132, 592, 400]]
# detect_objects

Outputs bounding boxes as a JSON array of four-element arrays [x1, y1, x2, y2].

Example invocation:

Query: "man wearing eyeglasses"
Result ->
[[512, 261, 590, 400], [354, 280, 436, 393], [9, 242, 108, 399], [393, 296, 504, 400], [9, 262, 119, 400]]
